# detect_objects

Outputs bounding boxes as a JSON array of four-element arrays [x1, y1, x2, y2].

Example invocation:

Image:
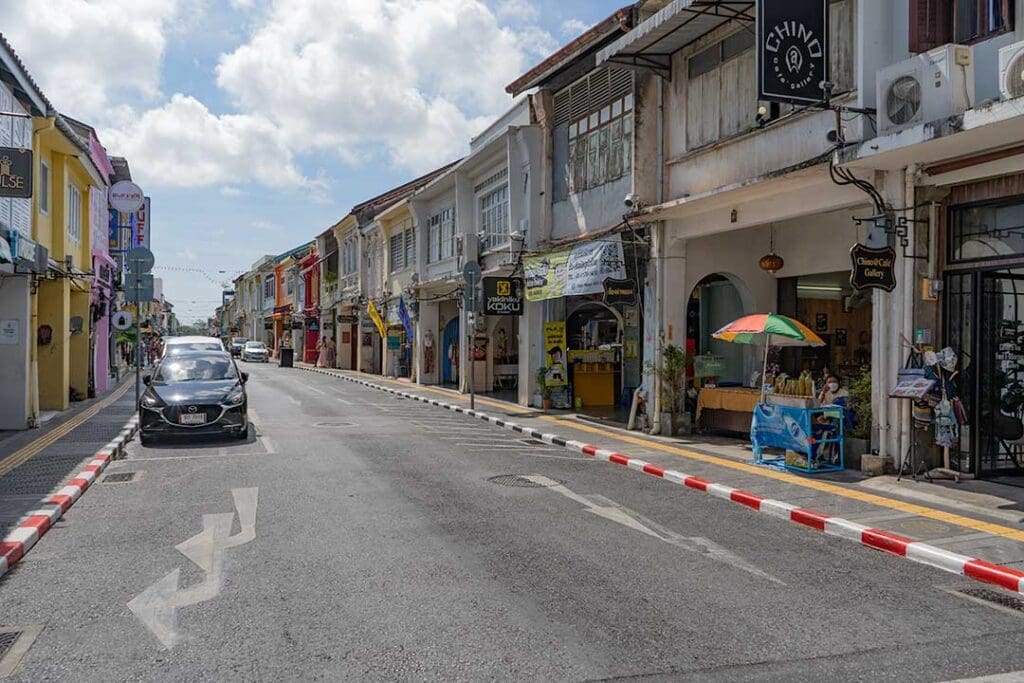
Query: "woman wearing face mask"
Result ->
[[817, 375, 848, 405]]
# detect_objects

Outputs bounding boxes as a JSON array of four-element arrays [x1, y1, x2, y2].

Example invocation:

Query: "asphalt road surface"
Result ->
[[3, 363, 1024, 681]]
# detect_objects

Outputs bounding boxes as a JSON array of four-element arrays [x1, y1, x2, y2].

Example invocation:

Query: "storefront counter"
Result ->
[[695, 387, 761, 433], [573, 363, 616, 407]]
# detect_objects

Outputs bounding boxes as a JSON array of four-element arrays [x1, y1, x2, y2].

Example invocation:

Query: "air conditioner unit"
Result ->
[[876, 44, 974, 135], [999, 40, 1024, 100]]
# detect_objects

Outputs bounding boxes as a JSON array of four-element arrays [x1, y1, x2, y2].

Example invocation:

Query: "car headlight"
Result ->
[[225, 385, 245, 406], [141, 389, 164, 409]]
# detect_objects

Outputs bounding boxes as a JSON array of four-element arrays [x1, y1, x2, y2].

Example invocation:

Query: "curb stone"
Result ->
[[0, 415, 139, 577], [296, 364, 1024, 595]]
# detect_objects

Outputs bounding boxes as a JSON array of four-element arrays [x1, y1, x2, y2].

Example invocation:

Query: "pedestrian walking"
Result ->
[[316, 337, 329, 368]]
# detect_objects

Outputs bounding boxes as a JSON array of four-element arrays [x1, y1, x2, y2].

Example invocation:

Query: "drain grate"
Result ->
[[488, 474, 562, 488], [0, 631, 19, 660], [959, 588, 1024, 612], [102, 472, 136, 484], [313, 422, 355, 428], [520, 439, 545, 446]]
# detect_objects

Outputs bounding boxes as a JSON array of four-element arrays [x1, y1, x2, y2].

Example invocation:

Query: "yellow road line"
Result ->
[[0, 380, 132, 478], [538, 416, 1024, 543], [338, 371, 1024, 544]]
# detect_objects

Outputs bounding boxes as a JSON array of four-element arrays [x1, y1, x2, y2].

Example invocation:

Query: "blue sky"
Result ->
[[1, 0, 629, 323]]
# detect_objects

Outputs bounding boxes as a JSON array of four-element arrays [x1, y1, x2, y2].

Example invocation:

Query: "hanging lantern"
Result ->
[[759, 224, 784, 274]]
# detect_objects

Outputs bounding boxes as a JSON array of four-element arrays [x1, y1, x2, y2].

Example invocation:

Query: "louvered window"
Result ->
[[389, 233, 403, 272]]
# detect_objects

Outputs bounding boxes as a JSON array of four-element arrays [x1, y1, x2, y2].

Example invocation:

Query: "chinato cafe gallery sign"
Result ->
[[849, 243, 896, 292]]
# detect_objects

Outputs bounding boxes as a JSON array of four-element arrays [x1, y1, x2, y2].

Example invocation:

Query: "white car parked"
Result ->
[[241, 341, 269, 362]]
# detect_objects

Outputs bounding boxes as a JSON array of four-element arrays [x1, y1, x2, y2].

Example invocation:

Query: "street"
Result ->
[[0, 365, 1023, 681]]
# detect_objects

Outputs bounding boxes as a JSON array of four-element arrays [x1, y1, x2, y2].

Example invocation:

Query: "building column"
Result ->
[[518, 299, 543, 406]]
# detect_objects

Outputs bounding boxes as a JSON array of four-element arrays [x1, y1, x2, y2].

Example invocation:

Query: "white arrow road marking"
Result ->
[[526, 475, 784, 584], [221, 487, 258, 549], [129, 487, 259, 649]]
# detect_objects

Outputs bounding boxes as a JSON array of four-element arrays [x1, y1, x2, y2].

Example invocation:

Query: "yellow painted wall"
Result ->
[[37, 279, 70, 411], [69, 290, 91, 399], [31, 120, 98, 411]]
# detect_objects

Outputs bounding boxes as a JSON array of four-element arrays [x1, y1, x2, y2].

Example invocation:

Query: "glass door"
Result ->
[[978, 269, 1024, 476]]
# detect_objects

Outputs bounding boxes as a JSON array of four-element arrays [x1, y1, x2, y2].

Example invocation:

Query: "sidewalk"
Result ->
[[296, 363, 1024, 578], [0, 379, 136, 541]]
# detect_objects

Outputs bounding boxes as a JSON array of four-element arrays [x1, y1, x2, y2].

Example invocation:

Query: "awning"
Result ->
[[596, 0, 753, 78]]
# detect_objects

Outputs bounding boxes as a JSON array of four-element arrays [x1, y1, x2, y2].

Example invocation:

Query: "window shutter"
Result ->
[[553, 89, 571, 126], [909, 0, 951, 53]]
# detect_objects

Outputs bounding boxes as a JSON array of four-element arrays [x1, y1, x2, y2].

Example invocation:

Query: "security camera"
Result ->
[[623, 193, 642, 210]]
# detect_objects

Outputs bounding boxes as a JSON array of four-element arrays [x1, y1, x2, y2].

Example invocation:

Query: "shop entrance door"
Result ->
[[946, 268, 1024, 478], [442, 317, 459, 385]]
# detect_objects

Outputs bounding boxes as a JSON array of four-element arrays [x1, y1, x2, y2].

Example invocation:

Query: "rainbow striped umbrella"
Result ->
[[712, 313, 824, 347], [713, 313, 824, 401]]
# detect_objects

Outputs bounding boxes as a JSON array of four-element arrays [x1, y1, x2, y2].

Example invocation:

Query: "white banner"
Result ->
[[563, 236, 626, 297]]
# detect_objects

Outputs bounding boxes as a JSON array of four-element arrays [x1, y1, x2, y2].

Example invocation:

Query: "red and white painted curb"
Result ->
[[0, 415, 138, 578], [297, 365, 1024, 595]]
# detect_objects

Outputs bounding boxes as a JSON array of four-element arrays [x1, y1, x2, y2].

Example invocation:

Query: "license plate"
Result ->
[[178, 412, 207, 425]]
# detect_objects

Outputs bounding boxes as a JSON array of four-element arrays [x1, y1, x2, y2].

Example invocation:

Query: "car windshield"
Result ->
[[155, 356, 237, 382], [167, 342, 223, 354], [245, 342, 266, 350]]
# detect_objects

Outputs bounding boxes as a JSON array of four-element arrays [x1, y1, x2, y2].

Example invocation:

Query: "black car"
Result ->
[[138, 351, 249, 446]]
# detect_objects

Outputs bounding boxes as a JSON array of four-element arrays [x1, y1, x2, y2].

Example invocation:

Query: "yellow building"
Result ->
[[31, 116, 105, 412]]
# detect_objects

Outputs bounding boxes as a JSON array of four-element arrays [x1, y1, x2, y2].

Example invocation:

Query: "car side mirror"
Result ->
[[240, 372, 249, 384], [142, 375, 152, 385]]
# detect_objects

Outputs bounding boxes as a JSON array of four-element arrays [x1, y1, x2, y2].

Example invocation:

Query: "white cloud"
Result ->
[[219, 186, 245, 197], [0, 0, 181, 119], [496, 0, 538, 22], [215, 0, 551, 173], [100, 94, 308, 189], [561, 18, 590, 38]]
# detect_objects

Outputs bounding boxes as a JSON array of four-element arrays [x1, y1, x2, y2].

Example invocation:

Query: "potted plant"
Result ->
[[644, 344, 692, 436], [536, 365, 553, 409], [846, 368, 872, 470]]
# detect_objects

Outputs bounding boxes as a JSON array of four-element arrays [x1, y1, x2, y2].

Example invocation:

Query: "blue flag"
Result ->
[[398, 296, 414, 340]]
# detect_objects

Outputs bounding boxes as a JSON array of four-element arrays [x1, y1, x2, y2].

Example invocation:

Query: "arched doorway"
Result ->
[[686, 274, 751, 385], [566, 301, 623, 413]]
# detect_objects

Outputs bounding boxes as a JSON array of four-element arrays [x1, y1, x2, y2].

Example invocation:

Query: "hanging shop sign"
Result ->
[[524, 235, 627, 302], [602, 277, 637, 307], [483, 277, 523, 316], [0, 147, 33, 198], [757, 0, 830, 105], [337, 314, 358, 324], [849, 243, 897, 292], [109, 180, 144, 213], [543, 321, 568, 388]]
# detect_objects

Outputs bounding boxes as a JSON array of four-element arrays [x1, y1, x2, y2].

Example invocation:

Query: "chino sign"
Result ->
[[483, 277, 523, 316], [0, 147, 33, 199], [849, 243, 897, 292], [757, 0, 830, 105]]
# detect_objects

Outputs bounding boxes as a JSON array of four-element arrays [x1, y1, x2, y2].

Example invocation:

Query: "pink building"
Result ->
[[66, 118, 116, 396]]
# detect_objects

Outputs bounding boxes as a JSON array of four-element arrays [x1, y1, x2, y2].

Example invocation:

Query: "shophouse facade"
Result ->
[[0, 35, 48, 430], [506, 5, 652, 417]]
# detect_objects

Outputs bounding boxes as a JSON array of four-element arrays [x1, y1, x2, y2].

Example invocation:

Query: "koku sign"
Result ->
[[0, 147, 33, 199], [758, 0, 830, 105], [483, 277, 523, 316], [849, 243, 896, 292]]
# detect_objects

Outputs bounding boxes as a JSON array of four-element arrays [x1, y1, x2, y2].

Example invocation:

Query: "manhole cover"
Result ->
[[313, 422, 355, 428], [102, 472, 137, 484], [487, 474, 562, 488], [959, 588, 1024, 612], [520, 439, 545, 446]]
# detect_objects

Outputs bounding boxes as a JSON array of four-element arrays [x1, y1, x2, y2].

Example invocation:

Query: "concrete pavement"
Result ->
[[1, 363, 1024, 680]]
